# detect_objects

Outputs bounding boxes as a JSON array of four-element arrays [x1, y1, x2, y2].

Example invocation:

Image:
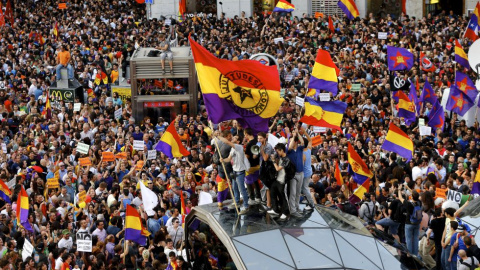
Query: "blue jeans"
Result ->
[[442, 245, 453, 270], [232, 171, 249, 209], [405, 223, 420, 256], [56, 64, 74, 80]]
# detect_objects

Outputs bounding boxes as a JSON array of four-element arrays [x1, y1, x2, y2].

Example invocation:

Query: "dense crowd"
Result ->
[[0, 0, 480, 269]]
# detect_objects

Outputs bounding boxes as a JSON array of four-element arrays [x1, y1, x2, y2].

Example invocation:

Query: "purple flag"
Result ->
[[455, 71, 478, 101], [446, 86, 474, 117], [420, 80, 437, 105], [387, 46, 414, 71], [427, 100, 444, 132], [409, 81, 420, 116]]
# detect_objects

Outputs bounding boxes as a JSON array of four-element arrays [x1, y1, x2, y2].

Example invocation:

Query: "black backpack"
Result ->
[[284, 159, 297, 182], [343, 202, 358, 216], [460, 257, 476, 270], [393, 202, 407, 223]]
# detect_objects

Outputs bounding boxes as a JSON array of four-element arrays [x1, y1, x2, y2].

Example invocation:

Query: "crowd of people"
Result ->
[[0, 0, 479, 269]]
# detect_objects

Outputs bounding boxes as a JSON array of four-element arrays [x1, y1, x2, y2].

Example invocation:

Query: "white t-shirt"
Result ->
[[58, 237, 73, 251], [229, 144, 248, 172]]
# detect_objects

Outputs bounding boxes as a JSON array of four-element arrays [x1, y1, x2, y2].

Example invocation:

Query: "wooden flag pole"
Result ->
[[209, 121, 240, 215]]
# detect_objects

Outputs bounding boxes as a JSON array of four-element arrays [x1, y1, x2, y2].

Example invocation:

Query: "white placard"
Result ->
[[76, 142, 90, 155], [22, 239, 33, 262], [0, 81, 5, 89], [313, 126, 326, 133], [419, 126, 431, 136], [199, 191, 213, 206], [268, 133, 280, 149], [418, 118, 425, 127], [319, 93, 330, 101], [6, 179, 15, 190], [274, 37, 284, 44], [114, 108, 123, 119], [378, 32, 388, 39], [1, 143, 6, 154], [88, 80, 93, 88], [447, 190, 462, 204], [73, 103, 81, 112], [76, 233, 92, 252], [147, 150, 157, 160], [133, 140, 144, 151], [295, 96, 304, 107], [165, 19, 171, 25]]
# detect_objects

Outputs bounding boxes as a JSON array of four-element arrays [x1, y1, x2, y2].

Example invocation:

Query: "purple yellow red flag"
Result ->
[[189, 36, 283, 134], [155, 120, 190, 159], [337, 0, 360, 20], [125, 204, 150, 246], [455, 71, 477, 101], [273, 0, 295, 12], [397, 91, 416, 126], [0, 179, 11, 203], [347, 142, 372, 203], [309, 49, 340, 95], [42, 90, 52, 120], [16, 187, 33, 233], [300, 97, 347, 132], [382, 123, 414, 161], [387, 46, 414, 71], [455, 40, 470, 70], [446, 86, 474, 116]]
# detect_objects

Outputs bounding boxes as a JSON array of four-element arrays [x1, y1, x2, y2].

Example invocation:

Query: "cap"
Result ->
[[62, 229, 70, 235], [456, 225, 465, 232]]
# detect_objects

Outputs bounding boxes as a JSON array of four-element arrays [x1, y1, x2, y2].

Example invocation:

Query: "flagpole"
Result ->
[[208, 121, 240, 215]]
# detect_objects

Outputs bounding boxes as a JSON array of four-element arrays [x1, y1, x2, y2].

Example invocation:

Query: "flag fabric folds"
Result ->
[[309, 49, 340, 95], [455, 71, 478, 101], [0, 180, 11, 203], [273, 0, 295, 12], [446, 86, 475, 116], [409, 81, 420, 116], [455, 40, 470, 69], [155, 120, 190, 159], [420, 80, 437, 105], [391, 74, 411, 92], [472, 165, 480, 195], [0, 2, 5, 27], [334, 161, 343, 186], [5, 0, 13, 26], [347, 142, 372, 203], [428, 100, 445, 132], [382, 123, 414, 161], [397, 91, 416, 125], [189, 36, 283, 134], [300, 97, 347, 132], [328, 16, 334, 33], [42, 90, 52, 120], [178, 0, 186, 22], [387, 46, 414, 71], [125, 204, 150, 246], [16, 187, 33, 232], [337, 0, 360, 20], [465, 2, 480, 41], [420, 52, 436, 72]]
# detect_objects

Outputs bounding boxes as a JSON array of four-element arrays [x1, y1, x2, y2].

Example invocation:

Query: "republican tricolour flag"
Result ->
[[347, 142, 373, 203], [300, 97, 347, 132], [397, 91, 416, 126], [465, 2, 480, 41], [387, 46, 414, 71], [155, 120, 190, 159], [16, 187, 33, 233], [337, 0, 359, 20], [334, 161, 343, 186], [382, 123, 414, 161], [189, 36, 284, 134], [125, 204, 150, 246], [455, 40, 470, 70], [0, 180, 11, 203], [309, 49, 340, 95], [53, 22, 59, 40], [42, 90, 52, 120], [273, 0, 295, 12]]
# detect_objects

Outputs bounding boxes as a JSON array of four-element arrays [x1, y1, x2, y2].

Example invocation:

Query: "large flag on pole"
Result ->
[[347, 142, 372, 203], [189, 36, 284, 134], [387, 46, 414, 71], [273, 0, 295, 12], [300, 97, 347, 132], [155, 120, 190, 159], [465, 2, 480, 41], [16, 187, 33, 233], [309, 49, 340, 95], [125, 205, 150, 246], [455, 40, 470, 69], [381, 123, 414, 161], [337, 0, 360, 20]]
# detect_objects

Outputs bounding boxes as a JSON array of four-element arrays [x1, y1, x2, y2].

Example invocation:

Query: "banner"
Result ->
[[102, 152, 115, 162], [112, 87, 131, 103], [78, 157, 91, 166], [47, 178, 59, 189], [49, 89, 75, 102], [76, 233, 92, 252]]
